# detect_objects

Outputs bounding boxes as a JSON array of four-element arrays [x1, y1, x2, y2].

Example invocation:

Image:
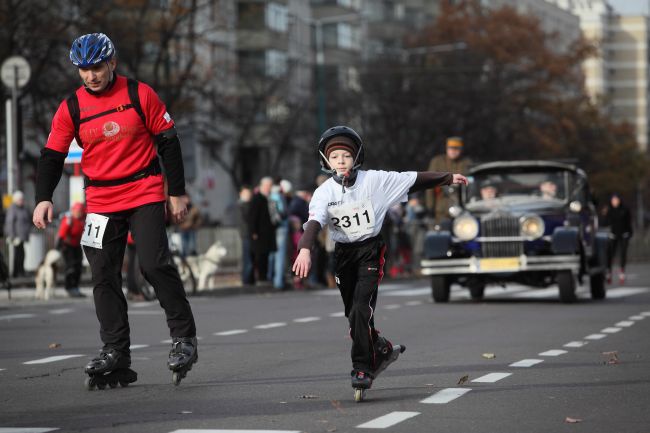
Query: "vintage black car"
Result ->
[[421, 161, 610, 303]]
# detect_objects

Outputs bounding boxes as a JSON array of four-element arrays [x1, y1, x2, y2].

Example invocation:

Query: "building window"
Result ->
[[337, 23, 360, 50], [238, 3, 265, 30], [266, 49, 288, 77], [337, 0, 361, 10], [266, 2, 288, 32]]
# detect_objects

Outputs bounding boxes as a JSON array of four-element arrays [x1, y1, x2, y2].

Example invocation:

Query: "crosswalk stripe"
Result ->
[[510, 359, 544, 367], [585, 334, 607, 340], [421, 388, 471, 404], [539, 350, 568, 357], [357, 411, 420, 429], [24, 355, 85, 365], [472, 372, 512, 383], [564, 341, 587, 348], [601, 327, 622, 334]]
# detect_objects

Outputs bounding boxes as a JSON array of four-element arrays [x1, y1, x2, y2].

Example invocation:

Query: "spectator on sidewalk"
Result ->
[[56, 202, 86, 297], [602, 193, 633, 284], [248, 177, 277, 284], [238, 185, 254, 285], [4, 191, 31, 278]]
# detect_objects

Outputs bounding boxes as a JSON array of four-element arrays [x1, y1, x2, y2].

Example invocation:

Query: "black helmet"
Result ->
[[317, 126, 364, 173]]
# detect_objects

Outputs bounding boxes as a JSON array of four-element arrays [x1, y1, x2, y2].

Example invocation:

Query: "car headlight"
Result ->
[[448, 205, 462, 218], [569, 201, 582, 213], [453, 214, 479, 241], [520, 214, 545, 240]]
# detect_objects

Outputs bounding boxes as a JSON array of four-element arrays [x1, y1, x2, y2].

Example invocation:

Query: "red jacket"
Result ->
[[45, 75, 174, 213]]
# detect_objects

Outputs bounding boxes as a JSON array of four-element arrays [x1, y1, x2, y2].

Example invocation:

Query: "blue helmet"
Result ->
[[69, 33, 115, 68]]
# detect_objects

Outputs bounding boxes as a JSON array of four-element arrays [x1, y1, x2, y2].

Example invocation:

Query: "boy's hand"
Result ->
[[452, 174, 468, 185], [292, 248, 312, 278]]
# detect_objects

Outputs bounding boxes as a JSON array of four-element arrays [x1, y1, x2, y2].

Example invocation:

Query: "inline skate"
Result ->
[[168, 336, 198, 385], [84, 348, 137, 390]]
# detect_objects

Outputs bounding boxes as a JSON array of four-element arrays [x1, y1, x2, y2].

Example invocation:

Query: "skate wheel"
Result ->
[[109, 380, 118, 389], [354, 388, 365, 402], [96, 382, 107, 390], [172, 371, 182, 386], [84, 376, 95, 391], [119, 380, 130, 387]]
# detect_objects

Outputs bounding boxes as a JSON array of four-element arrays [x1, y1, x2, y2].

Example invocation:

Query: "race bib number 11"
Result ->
[[80, 213, 109, 249]]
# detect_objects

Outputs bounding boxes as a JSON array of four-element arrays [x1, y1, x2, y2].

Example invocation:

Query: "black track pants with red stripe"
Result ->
[[334, 235, 386, 372]]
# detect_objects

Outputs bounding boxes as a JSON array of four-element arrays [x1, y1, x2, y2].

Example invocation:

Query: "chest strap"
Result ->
[[84, 158, 161, 188]]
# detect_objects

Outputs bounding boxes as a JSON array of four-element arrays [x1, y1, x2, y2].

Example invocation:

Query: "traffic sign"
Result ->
[[1, 56, 31, 89]]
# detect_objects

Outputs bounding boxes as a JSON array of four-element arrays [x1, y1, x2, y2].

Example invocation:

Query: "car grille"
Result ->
[[481, 213, 523, 257]]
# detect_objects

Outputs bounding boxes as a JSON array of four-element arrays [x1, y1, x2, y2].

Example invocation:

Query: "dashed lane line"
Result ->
[[641, 311, 650, 317], [214, 329, 248, 336], [538, 350, 568, 357], [130, 344, 149, 350], [357, 411, 420, 429], [404, 300, 423, 306], [169, 430, 301, 433], [48, 308, 74, 315], [0, 314, 36, 321], [329, 312, 345, 318], [629, 315, 645, 320], [471, 372, 512, 383], [293, 317, 321, 323], [564, 341, 588, 348], [23, 355, 85, 365], [0, 429, 59, 433], [601, 327, 622, 334], [509, 359, 544, 367], [585, 333, 607, 340], [382, 304, 401, 310], [254, 322, 288, 330], [615, 321, 635, 327], [420, 388, 472, 404]]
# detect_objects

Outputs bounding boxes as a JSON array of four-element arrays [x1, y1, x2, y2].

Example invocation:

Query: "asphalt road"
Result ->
[[1, 263, 649, 433]]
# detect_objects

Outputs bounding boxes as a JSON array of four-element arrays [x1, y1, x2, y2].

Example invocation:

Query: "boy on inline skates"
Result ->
[[292, 126, 467, 401]]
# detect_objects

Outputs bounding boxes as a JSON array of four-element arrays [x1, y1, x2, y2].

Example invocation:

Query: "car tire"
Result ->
[[590, 273, 606, 300], [431, 276, 451, 303], [557, 271, 576, 303], [468, 282, 485, 301]]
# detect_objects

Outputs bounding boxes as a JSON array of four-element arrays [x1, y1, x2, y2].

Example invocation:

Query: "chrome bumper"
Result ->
[[420, 255, 580, 275]]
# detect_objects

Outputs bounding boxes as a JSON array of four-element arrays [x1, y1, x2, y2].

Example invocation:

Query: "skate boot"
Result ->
[[372, 336, 406, 379], [84, 348, 137, 391], [351, 369, 374, 402], [167, 336, 198, 386]]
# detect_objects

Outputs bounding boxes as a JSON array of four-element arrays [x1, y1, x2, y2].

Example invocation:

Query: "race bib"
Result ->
[[328, 199, 376, 241], [80, 213, 109, 249]]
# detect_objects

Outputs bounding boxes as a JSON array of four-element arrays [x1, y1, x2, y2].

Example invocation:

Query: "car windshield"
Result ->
[[465, 170, 569, 204]]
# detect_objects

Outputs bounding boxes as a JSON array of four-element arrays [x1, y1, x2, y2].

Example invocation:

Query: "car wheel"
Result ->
[[468, 281, 485, 301], [431, 276, 451, 303], [590, 273, 606, 300], [557, 271, 576, 303]]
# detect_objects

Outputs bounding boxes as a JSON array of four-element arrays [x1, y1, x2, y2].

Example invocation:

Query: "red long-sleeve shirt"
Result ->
[[58, 214, 85, 247]]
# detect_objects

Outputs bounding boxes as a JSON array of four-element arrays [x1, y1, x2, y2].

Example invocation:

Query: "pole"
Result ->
[[11, 65, 18, 193], [5, 98, 12, 196]]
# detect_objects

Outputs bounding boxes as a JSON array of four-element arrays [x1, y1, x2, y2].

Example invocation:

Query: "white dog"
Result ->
[[196, 242, 228, 291], [34, 249, 63, 301]]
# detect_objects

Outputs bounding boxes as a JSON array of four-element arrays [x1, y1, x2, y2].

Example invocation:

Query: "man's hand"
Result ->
[[168, 195, 189, 224], [33, 201, 54, 229], [292, 248, 312, 278], [452, 173, 468, 186]]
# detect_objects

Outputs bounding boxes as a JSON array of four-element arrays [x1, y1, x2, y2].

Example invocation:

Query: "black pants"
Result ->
[[62, 244, 82, 290], [335, 235, 387, 372], [12, 242, 25, 277], [609, 235, 630, 271], [83, 202, 196, 355], [253, 251, 270, 282]]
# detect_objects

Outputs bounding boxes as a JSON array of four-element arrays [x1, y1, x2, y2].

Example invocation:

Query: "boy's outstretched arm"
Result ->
[[409, 171, 468, 193], [292, 220, 322, 278]]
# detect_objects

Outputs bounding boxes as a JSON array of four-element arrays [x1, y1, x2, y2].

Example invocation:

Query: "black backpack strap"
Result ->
[[65, 93, 83, 148], [127, 78, 147, 127]]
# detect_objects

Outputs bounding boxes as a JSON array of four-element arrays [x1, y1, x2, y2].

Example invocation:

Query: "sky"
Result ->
[[608, 0, 648, 15]]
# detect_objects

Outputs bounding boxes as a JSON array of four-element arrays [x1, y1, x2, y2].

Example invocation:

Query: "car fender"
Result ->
[[551, 226, 579, 255], [423, 230, 452, 259]]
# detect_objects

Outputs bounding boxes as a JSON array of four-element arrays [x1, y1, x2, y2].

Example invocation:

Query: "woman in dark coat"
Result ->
[[602, 193, 633, 284], [248, 177, 277, 283]]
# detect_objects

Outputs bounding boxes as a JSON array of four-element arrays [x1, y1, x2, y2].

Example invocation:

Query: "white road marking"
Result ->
[[0, 429, 59, 433], [161, 339, 172, 344], [601, 327, 622, 334], [564, 341, 588, 348], [606, 288, 648, 298], [329, 312, 346, 318], [421, 388, 472, 404], [214, 329, 248, 336], [640, 311, 650, 317], [49, 308, 74, 315], [472, 372, 512, 383], [404, 301, 423, 306], [130, 302, 156, 308], [0, 368, 5, 371], [129, 344, 149, 350], [254, 322, 287, 330], [382, 304, 401, 310], [629, 315, 645, 320], [615, 321, 634, 327], [509, 359, 544, 367], [357, 411, 420, 429], [383, 288, 429, 297], [24, 354, 85, 365], [169, 430, 301, 433], [293, 317, 321, 323], [539, 350, 568, 357], [0, 314, 36, 320], [510, 288, 559, 299], [585, 334, 607, 340]]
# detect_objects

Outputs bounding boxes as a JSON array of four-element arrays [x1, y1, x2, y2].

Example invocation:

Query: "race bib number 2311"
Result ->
[[80, 213, 109, 249], [328, 199, 375, 241]]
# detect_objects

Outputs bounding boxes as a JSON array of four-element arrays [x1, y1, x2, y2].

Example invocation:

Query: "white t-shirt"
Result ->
[[307, 170, 417, 244]]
